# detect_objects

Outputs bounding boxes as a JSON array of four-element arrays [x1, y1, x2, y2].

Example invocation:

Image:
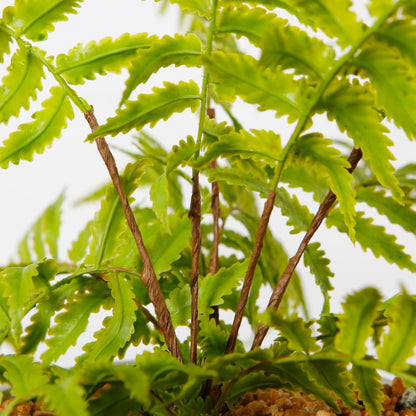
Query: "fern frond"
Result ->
[[0, 354, 49, 398], [335, 288, 382, 360], [327, 210, 416, 272], [121, 33, 202, 104], [239, 0, 363, 48], [166, 285, 190, 326], [293, 133, 356, 237], [81, 273, 137, 362], [351, 365, 384, 416], [0, 45, 44, 123], [199, 318, 230, 360], [166, 135, 197, 173], [56, 33, 157, 85], [377, 291, 416, 371], [198, 126, 282, 168], [0, 29, 11, 64], [3, 0, 82, 41], [38, 375, 88, 416], [85, 161, 147, 266], [149, 172, 170, 230], [260, 24, 334, 80], [320, 80, 404, 202], [42, 289, 106, 365], [352, 42, 416, 140], [376, 19, 416, 65], [303, 242, 334, 310], [0, 86, 74, 168], [199, 260, 249, 317], [153, 0, 210, 17], [204, 52, 309, 123], [274, 187, 313, 234], [357, 187, 416, 234], [87, 81, 201, 140], [67, 220, 93, 263], [217, 5, 287, 48]]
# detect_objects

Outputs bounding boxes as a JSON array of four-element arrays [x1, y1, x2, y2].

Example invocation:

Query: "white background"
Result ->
[[0, 0, 415, 361]]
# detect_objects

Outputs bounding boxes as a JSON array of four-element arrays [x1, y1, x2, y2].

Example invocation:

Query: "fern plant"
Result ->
[[0, 0, 416, 415]]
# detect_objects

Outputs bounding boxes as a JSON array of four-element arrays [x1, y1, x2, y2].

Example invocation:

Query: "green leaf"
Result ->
[[293, 133, 356, 237], [303, 360, 358, 410], [353, 43, 416, 140], [166, 284, 190, 326], [68, 220, 93, 263], [85, 161, 147, 266], [376, 19, 416, 66], [274, 187, 313, 234], [0, 29, 11, 64], [113, 366, 151, 409], [303, 242, 334, 310], [351, 365, 384, 416], [149, 171, 170, 231], [357, 187, 416, 234], [217, 5, 287, 48], [87, 80, 200, 140], [42, 290, 105, 365], [367, 0, 403, 20], [81, 273, 137, 362], [199, 260, 249, 316], [253, 0, 363, 48], [204, 52, 308, 123], [377, 292, 416, 371], [335, 288, 382, 360], [3, 0, 82, 41], [320, 80, 404, 202], [262, 312, 319, 354], [0, 354, 49, 398], [155, 0, 210, 17], [0, 86, 74, 168], [0, 46, 44, 123], [327, 210, 416, 272], [121, 33, 202, 104], [38, 375, 88, 416], [198, 127, 282, 168], [199, 318, 230, 360], [0, 263, 40, 343], [166, 135, 197, 173], [56, 33, 156, 84], [260, 24, 334, 80]]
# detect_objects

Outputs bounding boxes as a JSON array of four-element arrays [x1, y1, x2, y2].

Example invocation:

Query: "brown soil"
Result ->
[[1, 378, 414, 416]]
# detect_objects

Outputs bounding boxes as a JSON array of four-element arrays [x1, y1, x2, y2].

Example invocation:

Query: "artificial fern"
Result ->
[[0, 0, 416, 415]]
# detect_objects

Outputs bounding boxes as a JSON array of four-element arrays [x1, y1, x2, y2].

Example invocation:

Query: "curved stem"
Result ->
[[224, 2, 403, 355]]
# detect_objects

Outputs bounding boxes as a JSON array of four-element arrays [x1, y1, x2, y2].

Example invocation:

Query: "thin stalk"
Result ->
[[252, 148, 363, 349], [189, 0, 218, 364], [224, 3, 402, 354], [85, 108, 183, 362]]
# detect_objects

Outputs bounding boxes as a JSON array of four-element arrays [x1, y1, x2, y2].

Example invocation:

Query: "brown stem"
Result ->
[[251, 147, 363, 349], [225, 190, 277, 355], [189, 170, 202, 364], [208, 159, 221, 324], [84, 108, 183, 362]]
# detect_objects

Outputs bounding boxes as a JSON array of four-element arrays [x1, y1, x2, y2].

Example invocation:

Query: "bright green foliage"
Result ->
[[352, 365, 384, 416], [38, 375, 88, 416], [56, 33, 157, 84], [303, 242, 334, 310], [0, 87, 74, 168], [204, 52, 309, 122], [2, 0, 82, 41], [336, 288, 382, 360], [81, 273, 137, 362], [0, 0, 416, 415], [293, 133, 356, 236], [321, 81, 404, 202], [88, 80, 201, 139], [121, 33, 202, 104], [327, 210, 416, 272], [217, 5, 286, 48], [377, 292, 416, 371], [353, 43, 416, 140], [0, 45, 44, 123], [260, 24, 334, 80]]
